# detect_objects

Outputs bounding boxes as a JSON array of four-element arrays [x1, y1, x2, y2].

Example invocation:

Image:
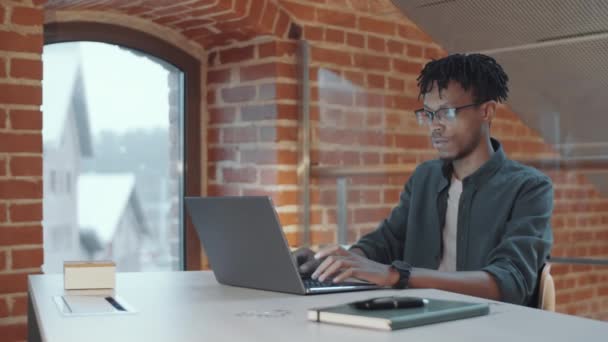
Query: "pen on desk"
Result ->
[[351, 297, 428, 310]]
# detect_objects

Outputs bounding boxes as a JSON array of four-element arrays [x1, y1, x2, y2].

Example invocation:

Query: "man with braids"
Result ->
[[295, 54, 553, 306]]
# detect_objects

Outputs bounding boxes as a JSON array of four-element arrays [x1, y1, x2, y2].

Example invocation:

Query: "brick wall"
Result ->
[[206, 39, 302, 250], [0, 0, 45, 340]]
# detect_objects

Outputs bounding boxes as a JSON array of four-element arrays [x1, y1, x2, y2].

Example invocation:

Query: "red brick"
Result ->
[[0, 5, 4, 25], [360, 17, 395, 36], [355, 92, 387, 108], [260, 169, 297, 185], [207, 127, 220, 144], [367, 36, 386, 52], [0, 84, 41, 105], [0, 272, 29, 294], [275, 83, 297, 100], [311, 46, 352, 66], [344, 70, 364, 85], [0, 297, 8, 318], [398, 24, 431, 42], [0, 250, 5, 270], [208, 147, 238, 162], [273, 190, 298, 206], [387, 39, 404, 54], [316, 8, 356, 28], [0, 132, 41, 153], [276, 11, 292, 37], [362, 152, 381, 165], [355, 207, 389, 224], [260, 1, 279, 33], [0, 323, 27, 341], [11, 247, 43, 269], [0, 31, 43, 53], [222, 166, 257, 183], [219, 45, 254, 64], [240, 63, 276, 81], [406, 44, 423, 58], [8, 202, 42, 222], [11, 6, 43, 26], [353, 53, 391, 71], [279, 212, 298, 227], [346, 32, 365, 48], [325, 28, 345, 44], [0, 203, 6, 222], [258, 41, 296, 58], [222, 126, 257, 144], [571, 288, 594, 302], [209, 106, 236, 124], [304, 25, 323, 41], [0, 225, 42, 246], [10, 295, 27, 316], [393, 59, 423, 75], [395, 134, 430, 149], [260, 126, 297, 142], [207, 89, 217, 105], [310, 229, 334, 245], [8, 109, 41, 130], [367, 74, 385, 89], [0, 108, 6, 130], [9, 58, 42, 80], [221, 85, 256, 103], [9, 155, 41, 177], [0, 57, 6, 78], [277, 63, 297, 79], [276, 104, 298, 120], [279, 1, 315, 21], [207, 69, 231, 84], [0, 180, 42, 199]]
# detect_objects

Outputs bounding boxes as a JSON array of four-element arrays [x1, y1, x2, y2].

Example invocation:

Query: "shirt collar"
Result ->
[[437, 138, 506, 192]]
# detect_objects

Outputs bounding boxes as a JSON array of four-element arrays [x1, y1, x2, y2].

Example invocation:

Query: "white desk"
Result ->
[[28, 271, 607, 342]]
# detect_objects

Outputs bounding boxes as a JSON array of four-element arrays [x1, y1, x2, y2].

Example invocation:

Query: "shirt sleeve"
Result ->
[[349, 175, 413, 264], [482, 175, 554, 305]]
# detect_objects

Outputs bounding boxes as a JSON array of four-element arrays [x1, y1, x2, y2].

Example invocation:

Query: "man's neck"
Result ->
[[452, 138, 494, 180]]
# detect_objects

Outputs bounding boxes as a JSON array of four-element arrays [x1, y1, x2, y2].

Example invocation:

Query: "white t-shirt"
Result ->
[[438, 176, 463, 272]]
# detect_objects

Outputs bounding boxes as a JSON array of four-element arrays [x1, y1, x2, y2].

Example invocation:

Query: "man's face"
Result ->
[[423, 81, 485, 161]]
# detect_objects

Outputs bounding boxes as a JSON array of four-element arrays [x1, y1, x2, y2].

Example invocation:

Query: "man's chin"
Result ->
[[437, 150, 455, 161]]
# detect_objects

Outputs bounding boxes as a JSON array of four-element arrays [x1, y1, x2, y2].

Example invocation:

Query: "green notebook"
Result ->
[[308, 297, 490, 331]]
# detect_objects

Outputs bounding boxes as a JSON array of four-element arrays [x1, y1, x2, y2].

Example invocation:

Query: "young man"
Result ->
[[296, 53, 553, 306]]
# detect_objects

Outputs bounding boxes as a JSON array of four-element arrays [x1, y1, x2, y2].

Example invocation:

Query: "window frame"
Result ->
[[44, 22, 202, 270]]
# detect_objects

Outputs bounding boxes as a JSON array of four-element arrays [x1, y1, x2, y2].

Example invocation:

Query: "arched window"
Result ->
[[42, 22, 201, 271]]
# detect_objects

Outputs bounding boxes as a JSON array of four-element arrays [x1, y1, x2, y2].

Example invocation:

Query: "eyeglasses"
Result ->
[[414, 103, 481, 126]]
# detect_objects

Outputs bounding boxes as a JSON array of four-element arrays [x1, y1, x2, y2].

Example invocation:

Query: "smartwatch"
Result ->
[[390, 260, 412, 289]]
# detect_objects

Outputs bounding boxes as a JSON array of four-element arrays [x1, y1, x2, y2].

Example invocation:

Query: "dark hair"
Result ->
[[417, 53, 509, 103]]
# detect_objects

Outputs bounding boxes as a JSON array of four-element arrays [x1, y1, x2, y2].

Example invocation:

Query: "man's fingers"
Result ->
[[311, 255, 335, 279], [314, 245, 347, 260], [318, 259, 351, 282], [299, 259, 318, 274], [333, 268, 359, 283]]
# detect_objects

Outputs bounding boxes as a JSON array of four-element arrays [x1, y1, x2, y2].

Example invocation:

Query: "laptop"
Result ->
[[185, 196, 380, 295]]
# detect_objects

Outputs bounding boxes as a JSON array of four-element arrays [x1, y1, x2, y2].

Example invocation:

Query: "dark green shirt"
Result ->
[[351, 138, 554, 305]]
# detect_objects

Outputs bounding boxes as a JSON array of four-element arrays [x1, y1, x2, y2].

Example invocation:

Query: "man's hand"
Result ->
[[311, 245, 399, 287], [292, 247, 321, 278]]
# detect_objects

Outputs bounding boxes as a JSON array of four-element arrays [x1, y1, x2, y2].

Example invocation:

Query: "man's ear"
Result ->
[[482, 100, 497, 123]]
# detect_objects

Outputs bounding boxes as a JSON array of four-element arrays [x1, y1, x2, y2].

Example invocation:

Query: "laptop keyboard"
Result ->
[[303, 278, 347, 288]]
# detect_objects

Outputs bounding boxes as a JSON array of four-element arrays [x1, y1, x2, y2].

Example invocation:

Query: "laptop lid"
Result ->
[[185, 196, 307, 295]]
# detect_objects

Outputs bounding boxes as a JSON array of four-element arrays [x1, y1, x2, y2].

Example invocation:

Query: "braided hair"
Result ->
[[417, 53, 509, 103]]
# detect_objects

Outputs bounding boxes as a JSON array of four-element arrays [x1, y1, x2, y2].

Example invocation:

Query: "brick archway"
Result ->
[[46, 0, 297, 48]]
